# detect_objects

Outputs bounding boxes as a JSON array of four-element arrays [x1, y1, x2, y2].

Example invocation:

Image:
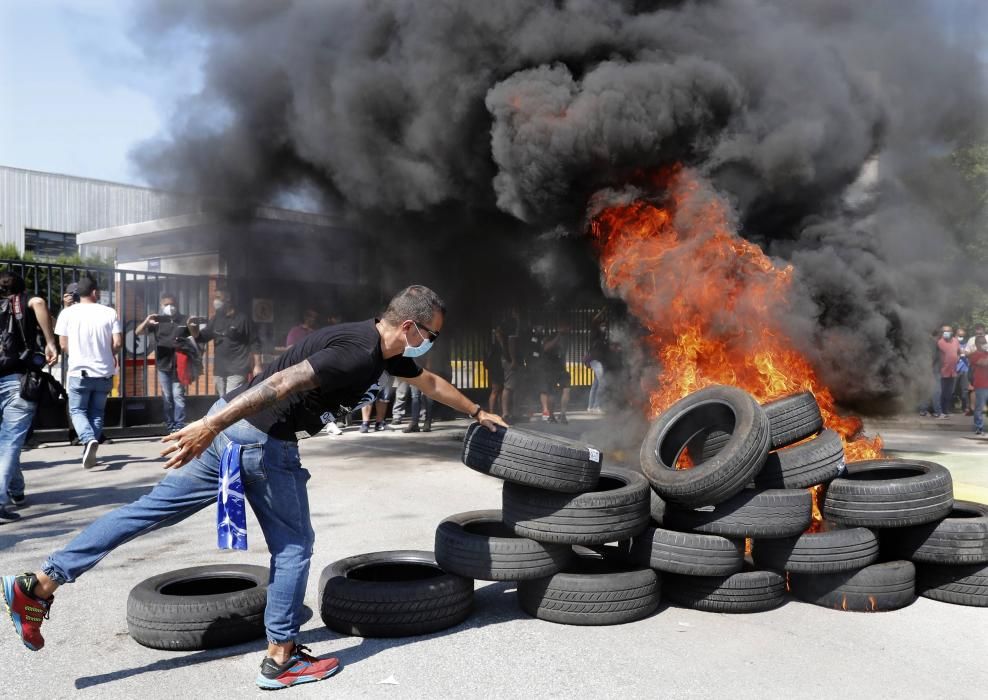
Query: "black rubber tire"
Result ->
[[631, 525, 744, 576], [822, 459, 954, 528], [126, 564, 268, 650], [883, 501, 988, 564], [640, 385, 771, 507], [650, 489, 666, 526], [762, 392, 823, 449], [753, 429, 846, 490], [789, 560, 916, 612], [664, 488, 813, 539], [916, 562, 988, 607], [517, 549, 660, 625], [684, 392, 824, 461], [462, 424, 602, 492], [318, 550, 473, 637], [663, 569, 785, 613], [752, 526, 878, 573], [434, 509, 572, 581], [502, 467, 651, 545]]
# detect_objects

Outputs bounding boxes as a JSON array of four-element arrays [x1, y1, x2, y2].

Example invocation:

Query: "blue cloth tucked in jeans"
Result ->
[[42, 399, 315, 644], [157, 369, 186, 431], [68, 375, 113, 444], [0, 374, 37, 508]]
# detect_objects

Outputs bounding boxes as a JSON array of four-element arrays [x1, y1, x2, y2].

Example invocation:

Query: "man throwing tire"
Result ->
[[2, 285, 505, 690]]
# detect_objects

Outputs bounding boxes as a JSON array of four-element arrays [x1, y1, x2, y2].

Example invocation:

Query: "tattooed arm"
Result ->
[[160, 359, 319, 469]]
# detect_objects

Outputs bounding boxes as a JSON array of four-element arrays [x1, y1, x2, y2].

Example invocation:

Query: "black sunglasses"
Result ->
[[414, 321, 440, 342]]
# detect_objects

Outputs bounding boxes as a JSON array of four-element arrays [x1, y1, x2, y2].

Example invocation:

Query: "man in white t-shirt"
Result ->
[[54, 276, 122, 468]]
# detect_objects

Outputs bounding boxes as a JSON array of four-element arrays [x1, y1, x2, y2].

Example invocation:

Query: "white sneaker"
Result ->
[[324, 421, 343, 436], [82, 440, 99, 469]]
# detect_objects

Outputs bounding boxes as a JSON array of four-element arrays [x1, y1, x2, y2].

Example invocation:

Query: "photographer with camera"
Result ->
[[136, 293, 199, 434], [0, 271, 58, 522], [54, 275, 122, 469]]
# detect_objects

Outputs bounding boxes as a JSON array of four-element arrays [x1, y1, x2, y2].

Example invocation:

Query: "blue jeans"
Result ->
[[42, 400, 314, 644], [974, 388, 988, 432], [408, 385, 433, 425], [158, 369, 186, 430], [68, 376, 113, 444], [588, 360, 605, 410], [0, 374, 36, 508]]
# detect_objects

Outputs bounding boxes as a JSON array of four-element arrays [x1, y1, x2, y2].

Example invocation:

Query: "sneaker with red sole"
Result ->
[[255, 644, 341, 690], [2, 573, 53, 651]]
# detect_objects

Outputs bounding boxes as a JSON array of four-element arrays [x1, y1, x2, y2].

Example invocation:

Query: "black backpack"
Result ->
[[0, 293, 33, 374]]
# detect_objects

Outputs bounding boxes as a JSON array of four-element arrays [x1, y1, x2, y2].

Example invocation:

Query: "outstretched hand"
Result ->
[[476, 410, 508, 432], [161, 419, 219, 469]]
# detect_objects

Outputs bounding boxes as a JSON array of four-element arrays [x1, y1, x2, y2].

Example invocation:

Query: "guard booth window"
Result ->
[[24, 229, 78, 258]]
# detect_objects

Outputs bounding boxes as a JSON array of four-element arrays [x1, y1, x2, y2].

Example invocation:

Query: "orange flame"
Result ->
[[590, 167, 883, 466]]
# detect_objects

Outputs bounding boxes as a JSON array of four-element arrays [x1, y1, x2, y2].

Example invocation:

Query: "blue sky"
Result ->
[[0, 0, 201, 185]]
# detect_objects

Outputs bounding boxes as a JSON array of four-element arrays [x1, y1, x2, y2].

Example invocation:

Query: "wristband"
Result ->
[[203, 416, 220, 436], [469, 405, 482, 419]]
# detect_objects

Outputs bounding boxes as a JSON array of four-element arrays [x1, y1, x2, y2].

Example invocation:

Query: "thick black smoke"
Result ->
[[133, 0, 987, 405]]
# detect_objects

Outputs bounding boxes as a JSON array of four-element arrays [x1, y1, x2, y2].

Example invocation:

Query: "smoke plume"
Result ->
[[133, 0, 987, 405]]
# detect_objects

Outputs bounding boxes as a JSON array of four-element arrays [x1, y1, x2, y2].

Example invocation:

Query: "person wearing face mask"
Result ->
[[136, 293, 197, 433], [2, 284, 506, 689], [190, 288, 263, 396], [968, 335, 988, 436], [936, 324, 962, 418]]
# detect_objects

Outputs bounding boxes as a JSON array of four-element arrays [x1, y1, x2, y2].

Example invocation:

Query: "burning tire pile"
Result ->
[[315, 385, 987, 639]]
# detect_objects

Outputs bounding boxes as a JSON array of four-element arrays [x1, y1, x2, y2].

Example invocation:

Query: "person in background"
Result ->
[[500, 309, 521, 421], [954, 327, 971, 415], [969, 334, 988, 436], [360, 371, 393, 433], [286, 309, 321, 348], [919, 328, 943, 418], [136, 292, 196, 434], [484, 324, 506, 415], [586, 309, 609, 414], [962, 323, 985, 415], [936, 324, 961, 418], [191, 287, 263, 396], [61, 283, 79, 311], [389, 381, 411, 427], [0, 272, 58, 521], [538, 323, 571, 424], [54, 275, 121, 469]]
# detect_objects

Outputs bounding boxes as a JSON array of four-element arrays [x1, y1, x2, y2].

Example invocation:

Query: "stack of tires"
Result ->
[[877, 497, 988, 608], [768, 458, 957, 611], [446, 425, 659, 625], [638, 386, 840, 612]]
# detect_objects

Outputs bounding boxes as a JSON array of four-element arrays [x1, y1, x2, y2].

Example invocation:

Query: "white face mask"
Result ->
[[213, 299, 225, 311], [162, 305, 177, 316]]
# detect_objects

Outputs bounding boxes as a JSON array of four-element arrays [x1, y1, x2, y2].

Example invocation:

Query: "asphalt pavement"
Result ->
[[1, 413, 985, 699]]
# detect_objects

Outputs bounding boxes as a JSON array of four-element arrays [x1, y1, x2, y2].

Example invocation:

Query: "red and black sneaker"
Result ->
[[2, 573, 53, 651], [255, 644, 341, 690]]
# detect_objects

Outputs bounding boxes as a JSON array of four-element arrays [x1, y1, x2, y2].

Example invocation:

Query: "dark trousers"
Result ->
[[940, 376, 957, 415]]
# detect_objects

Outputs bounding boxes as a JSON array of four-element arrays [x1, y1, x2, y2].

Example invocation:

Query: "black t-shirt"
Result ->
[[151, 313, 189, 374], [227, 319, 422, 440], [199, 309, 260, 376]]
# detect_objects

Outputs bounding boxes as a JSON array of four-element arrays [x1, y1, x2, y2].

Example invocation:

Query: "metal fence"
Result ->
[[2, 259, 216, 429], [448, 308, 599, 389], [3, 259, 599, 429]]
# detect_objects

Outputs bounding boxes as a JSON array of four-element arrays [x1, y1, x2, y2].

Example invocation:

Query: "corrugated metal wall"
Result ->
[[0, 166, 201, 251]]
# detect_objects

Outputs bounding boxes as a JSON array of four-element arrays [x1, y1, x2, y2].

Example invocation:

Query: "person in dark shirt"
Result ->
[[191, 287, 263, 395], [136, 292, 198, 433], [4, 285, 505, 690]]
